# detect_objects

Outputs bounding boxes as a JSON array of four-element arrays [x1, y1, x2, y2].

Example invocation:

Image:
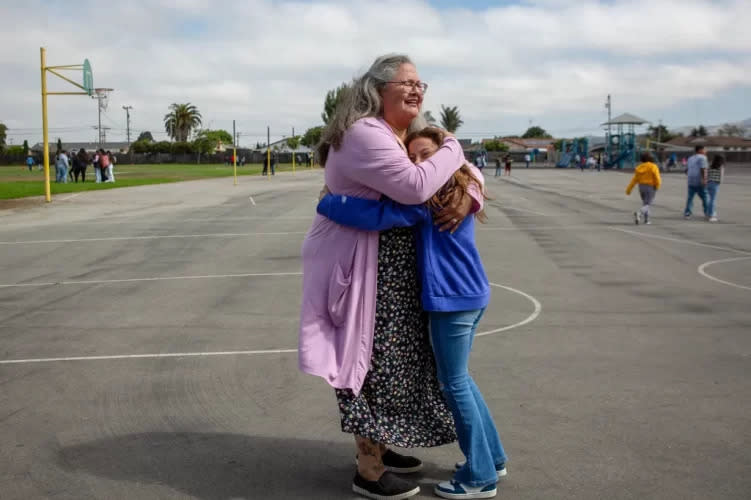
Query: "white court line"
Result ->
[[0, 215, 314, 228], [0, 282, 541, 364], [59, 193, 83, 202], [697, 256, 751, 291], [0, 271, 303, 288], [0, 231, 306, 245], [609, 227, 751, 255], [249, 196, 256, 206], [0, 349, 298, 365], [476, 283, 542, 337]]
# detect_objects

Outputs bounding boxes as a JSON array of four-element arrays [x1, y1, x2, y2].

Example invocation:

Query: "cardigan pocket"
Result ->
[[328, 264, 352, 326]]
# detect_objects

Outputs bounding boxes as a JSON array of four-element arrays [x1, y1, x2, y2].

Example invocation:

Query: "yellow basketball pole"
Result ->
[[233, 148, 238, 186], [40, 48, 51, 202], [38, 47, 91, 203]]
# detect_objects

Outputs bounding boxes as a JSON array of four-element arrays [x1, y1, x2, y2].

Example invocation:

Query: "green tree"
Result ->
[[154, 141, 172, 154], [0, 123, 7, 152], [483, 139, 509, 152], [322, 84, 349, 124], [301, 126, 323, 148], [56, 137, 63, 153], [136, 131, 154, 142], [423, 110, 437, 126], [22, 140, 29, 157], [440, 105, 464, 133], [196, 129, 233, 148], [647, 124, 675, 143], [521, 126, 552, 139], [690, 125, 708, 137], [131, 139, 152, 154], [192, 136, 215, 163], [163, 103, 203, 142], [717, 123, 746, 137], [171, 141, 195, 155], [286, 136, 301, 150]]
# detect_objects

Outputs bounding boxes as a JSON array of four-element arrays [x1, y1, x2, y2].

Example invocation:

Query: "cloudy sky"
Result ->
[[2, 0, 750, 146]]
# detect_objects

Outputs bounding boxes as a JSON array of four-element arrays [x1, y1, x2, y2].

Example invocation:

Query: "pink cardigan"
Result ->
[[298, 117, 467, 395]]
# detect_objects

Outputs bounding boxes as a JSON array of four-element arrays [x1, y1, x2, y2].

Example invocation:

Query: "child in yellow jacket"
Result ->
[[626, 152, 662, 225]]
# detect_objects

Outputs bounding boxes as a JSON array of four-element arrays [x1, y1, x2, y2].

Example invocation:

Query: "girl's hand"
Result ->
[[435, 190, 473, 233]]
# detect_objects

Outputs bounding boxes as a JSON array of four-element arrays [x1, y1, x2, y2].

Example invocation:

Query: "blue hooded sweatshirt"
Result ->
[[317, 194, 490, 312]]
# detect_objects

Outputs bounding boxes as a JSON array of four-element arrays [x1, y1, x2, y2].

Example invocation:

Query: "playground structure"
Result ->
[[556, 137, 589, 168], [602, 113, 649, 169]]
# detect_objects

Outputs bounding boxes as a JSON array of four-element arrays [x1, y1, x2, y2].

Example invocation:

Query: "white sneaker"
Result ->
[[633, 211, 640, 225], [709, 216, 718, 222], [434, 480, 497, 499], [454, 461, 506, 478]]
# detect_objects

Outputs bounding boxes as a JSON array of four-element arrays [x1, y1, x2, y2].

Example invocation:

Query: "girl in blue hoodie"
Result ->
[[318, 127, 507, 500]]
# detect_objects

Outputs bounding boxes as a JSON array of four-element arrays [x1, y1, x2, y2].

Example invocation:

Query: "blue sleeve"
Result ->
[[317, 194, 429, 231]]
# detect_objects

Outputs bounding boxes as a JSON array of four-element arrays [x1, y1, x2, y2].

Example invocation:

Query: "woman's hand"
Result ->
[[434, 190, 473, 233]]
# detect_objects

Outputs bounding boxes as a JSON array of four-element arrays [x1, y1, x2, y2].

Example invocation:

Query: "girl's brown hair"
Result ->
[[405, 127, 489, 223]]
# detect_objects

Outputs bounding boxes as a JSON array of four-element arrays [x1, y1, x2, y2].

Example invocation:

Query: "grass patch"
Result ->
[[0, 162, 315, 200]]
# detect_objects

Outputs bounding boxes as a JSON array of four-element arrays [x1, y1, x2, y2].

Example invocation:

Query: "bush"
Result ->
[[131, 139, 152, 154], [153, 141, 172, 154], [171, 141, 195, 154]]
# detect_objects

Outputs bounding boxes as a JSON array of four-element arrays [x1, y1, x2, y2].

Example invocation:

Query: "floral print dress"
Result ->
[[335, 227, 456, 447]]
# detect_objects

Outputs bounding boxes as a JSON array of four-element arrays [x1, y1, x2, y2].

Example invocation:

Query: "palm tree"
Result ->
[[423, 110, 437, 126], [440, 105, 463, 133], [164, 103, 203, 142]]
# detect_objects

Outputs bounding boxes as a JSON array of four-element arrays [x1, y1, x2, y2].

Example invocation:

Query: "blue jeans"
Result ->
[[55, 164, 68, 183], [684, 184, 708, 217], [430, 309, 507, 487], [706, 182, 720, 217]]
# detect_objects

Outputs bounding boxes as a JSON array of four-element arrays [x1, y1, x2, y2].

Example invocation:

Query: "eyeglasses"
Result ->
[[386, 80, 428, 93]]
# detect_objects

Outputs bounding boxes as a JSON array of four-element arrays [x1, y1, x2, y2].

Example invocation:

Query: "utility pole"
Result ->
[[122, 106, 133, 143], [92, 125, 111, 144], [604, 94, 612, 162], [267, 126, 271, 179], [657, 118, 662, 144], [232, 119, 237, 185]]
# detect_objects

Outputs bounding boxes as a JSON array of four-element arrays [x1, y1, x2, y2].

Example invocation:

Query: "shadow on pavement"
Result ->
[[58, 432, 362, 499]]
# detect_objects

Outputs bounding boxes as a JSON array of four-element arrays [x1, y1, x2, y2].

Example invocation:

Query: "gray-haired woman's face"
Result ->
[[379, 63, 424, 129]]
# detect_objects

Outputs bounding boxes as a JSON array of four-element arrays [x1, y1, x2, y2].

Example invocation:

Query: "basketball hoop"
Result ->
[[92, 87, 113, 111]]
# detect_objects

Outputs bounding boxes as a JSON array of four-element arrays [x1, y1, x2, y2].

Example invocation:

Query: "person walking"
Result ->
[[26, 154, 35, 172], [684, 145, 709, 219], [299, 54, 478, 500], [99, 149, 111, 183], [106, 151, 116, 183], [503, 155, 511, 176], [494, 156, 502, 177], [318, 127, 507, 500], [55, 151, 69, 183], [626, 152, 662, 225], [524, 153, 530, 169], [706, 155, 725, 222]]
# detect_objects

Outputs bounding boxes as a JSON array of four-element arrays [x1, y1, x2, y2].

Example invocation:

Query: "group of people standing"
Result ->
[[51, 149, 116, 184], [625, 145, 725, 225], [299, 54, 506, 500], [494, 155, 513, 177]]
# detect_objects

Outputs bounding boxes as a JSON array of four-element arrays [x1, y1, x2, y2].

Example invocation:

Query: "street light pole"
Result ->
[[122, 105, 133, 143]]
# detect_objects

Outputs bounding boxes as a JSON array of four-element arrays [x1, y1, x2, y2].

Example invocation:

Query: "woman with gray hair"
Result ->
[[299, 54, 481, 499]]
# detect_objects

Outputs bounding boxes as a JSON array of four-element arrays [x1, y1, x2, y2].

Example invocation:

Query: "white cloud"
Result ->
[[1, 0, 750, 144]]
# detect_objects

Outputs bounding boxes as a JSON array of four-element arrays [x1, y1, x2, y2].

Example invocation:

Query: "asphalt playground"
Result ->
[[1, 165, 749, 499]]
